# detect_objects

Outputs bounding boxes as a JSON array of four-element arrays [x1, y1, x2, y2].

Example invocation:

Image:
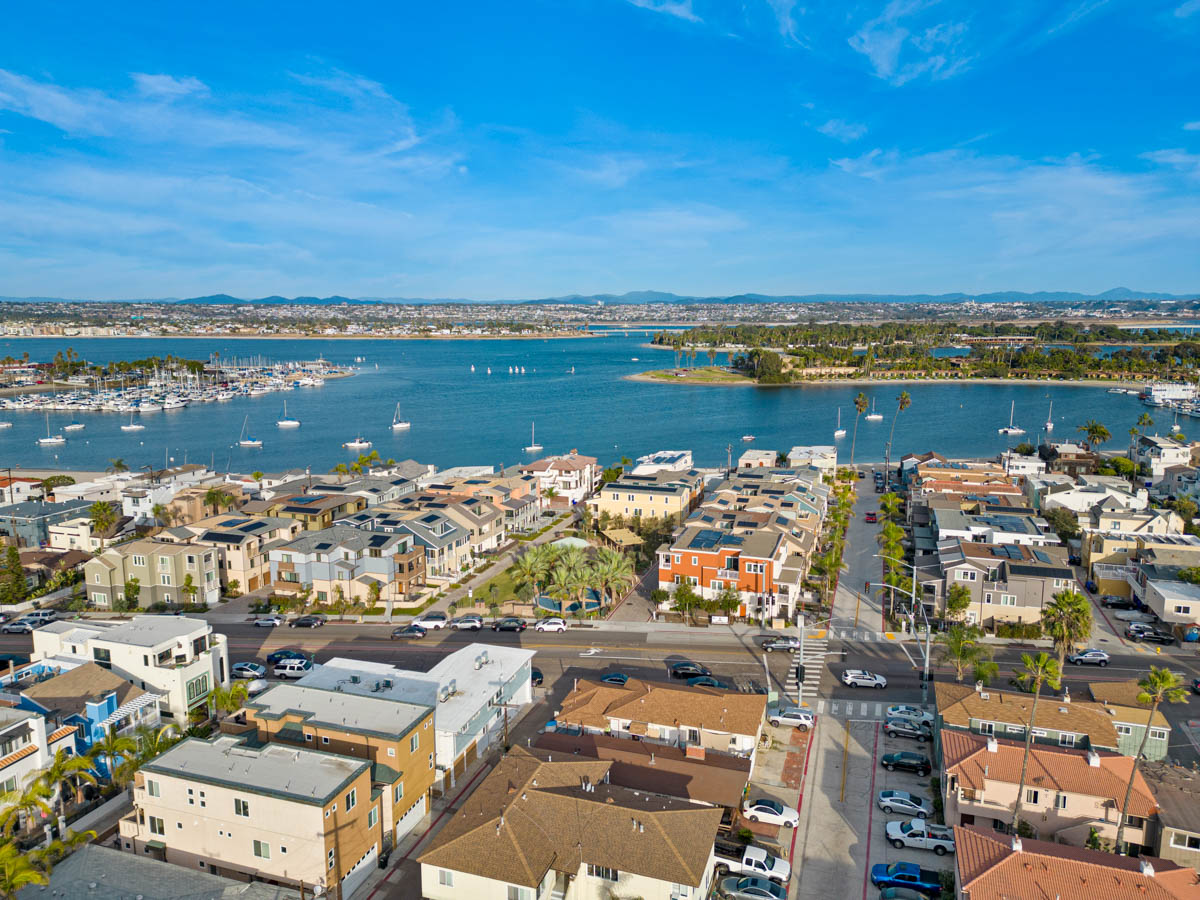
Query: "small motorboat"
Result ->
[[343, 437, 372, 450], [64, 422, 86, 431], [741, 434, 756, 442]]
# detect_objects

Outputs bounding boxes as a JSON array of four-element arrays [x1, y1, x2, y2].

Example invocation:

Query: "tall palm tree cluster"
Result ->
[[330, 450, 398, 477], [811, 479, 856, 605], [0, 722, 181, 894], [510, 544, 635, 616]]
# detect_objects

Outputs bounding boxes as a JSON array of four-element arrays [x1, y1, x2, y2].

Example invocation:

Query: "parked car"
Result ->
[[492, 616, 527, 632], [842, 669, 887, 689], [1129, 626, 1175, 645], [1066, 649, 1109, 666], [289, 615, 326, 628], [886, 819, 956, 855], [535, 617, 567, 633], [865, 511, 878, 523], [881, 752, 932, 775], [713, 839, 791, 883], [254, 614, 285, 627], [531, 667, 544, 687], [413, 612, 448, 630], [24, 611, 56, 624], [391, 624, 427, 640], [266, 649, 309, 665], [231, 662, 267, 679], [0, 619, 35, 634], [878, 889, 930, 900], [600, 672, 629, 686], [870, 862, 942, 897], [450, 615, 483, 631], [877, 790, 931, 817], [273, 658, 312, 679], [718, 876, 787, 900], [670, 661, 712, 679], [687, 675, 731, 689], [886, 705, 934, 725], [742, 797, 799, 828], [768, 706, 814, 731], [1101, 596, 1137, 610], [883, 719, 930, 743], [760, 635, 801, 652]]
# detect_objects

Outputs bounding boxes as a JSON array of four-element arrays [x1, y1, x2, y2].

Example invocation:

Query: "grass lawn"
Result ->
[[473, 564, 521, 608], [641, 366, 752, 384]]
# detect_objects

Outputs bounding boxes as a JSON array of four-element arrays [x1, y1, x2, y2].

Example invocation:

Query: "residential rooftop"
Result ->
[[246, 682, 430, 740]]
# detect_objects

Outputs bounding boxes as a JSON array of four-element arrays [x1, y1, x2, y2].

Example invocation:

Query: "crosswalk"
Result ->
[[824, 627, 901, 642], [784, 633, 829, 699], [809, 698, 935, 721]]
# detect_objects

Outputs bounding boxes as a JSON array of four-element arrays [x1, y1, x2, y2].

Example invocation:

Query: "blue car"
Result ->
[[686, 675, 731, 689], [266, 649, 309, 665], [600, 673, 629, 686]]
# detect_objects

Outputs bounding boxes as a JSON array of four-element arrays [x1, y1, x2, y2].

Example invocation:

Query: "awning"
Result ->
[[98, 691, 163, 729], [602, 528, 643, 547]]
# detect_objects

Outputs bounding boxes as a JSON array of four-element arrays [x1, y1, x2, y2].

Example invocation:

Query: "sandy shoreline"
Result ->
[[625, 372, 1144, 389]]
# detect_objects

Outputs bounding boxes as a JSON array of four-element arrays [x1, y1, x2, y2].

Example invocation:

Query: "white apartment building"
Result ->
[[0, 707, 76, 796], [786, 445, 838, 478], [31, 616, 229, 721]]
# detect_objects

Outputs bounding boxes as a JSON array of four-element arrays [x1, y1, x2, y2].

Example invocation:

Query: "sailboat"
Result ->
[[120, 410, 145, 432], [834, 408, 847, 439], [238, 415, 263, 448], [524, 422, 543, 453], [37, 413, 65, 445], [1044, 400, 1054, 432], [391, 402, 411, 430], [277, 400, 300, 428], [865, 399, 883, 422], [998, 401, 1025, 435]]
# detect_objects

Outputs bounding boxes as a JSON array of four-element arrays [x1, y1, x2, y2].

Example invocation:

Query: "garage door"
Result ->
[[463, 739, 477, 768], [394, 796, 427, 842], [340, 844, 378, 900]]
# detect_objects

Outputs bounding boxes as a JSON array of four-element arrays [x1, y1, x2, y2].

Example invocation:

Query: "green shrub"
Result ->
[[996, 621, 1043, 639]]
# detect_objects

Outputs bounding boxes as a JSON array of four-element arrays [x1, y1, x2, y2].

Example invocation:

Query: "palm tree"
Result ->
[[0, 778, 52, 837], [849, 391, 869, 466], [548, 565, 575, 616], [597, 549, 635, 604], [88, 725, 138, 784], [209, 682, 249, 721], [30, 828, 96, 877], [879, 492, 903, 522], [0, 840, 48, 897], [936, 624, 986, 682], [330, 462, 350, 476], [1114, 666, 1188, 852], [1077, 419, 1111, 451], [542, 487, 559, 506], [512, 552, 543, 601], [106, 458, 128, 474], [37, 749, 97, 817], [132, 723, 180, 763], [1010, 652, 1062, 835], [88, 501, 117, 550], [203, 487, 234, 516], [251, 470, 265, 492], [1041, 590, 1094, 669], [886, 391, 912, 463]]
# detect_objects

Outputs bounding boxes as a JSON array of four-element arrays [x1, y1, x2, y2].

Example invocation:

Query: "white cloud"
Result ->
[[1185, 121, 1200, 131], [568, 154, 650, 188], [131, 73, 209, 99], [1175, 0, 1200, 17], [765, 0, 802, 42], [625, 0, 700, 23], [1141, 148, 1200, 176], [817, 119, 868, 142]]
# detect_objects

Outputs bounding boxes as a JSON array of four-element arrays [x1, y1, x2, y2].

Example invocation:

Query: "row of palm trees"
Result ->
[[510, 544, 635, 614], [849, 390, 912, 467]]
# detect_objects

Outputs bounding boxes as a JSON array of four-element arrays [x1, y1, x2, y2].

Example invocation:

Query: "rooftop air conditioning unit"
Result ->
[[350, 675, 361, 684], [382, 679, 393, 689]]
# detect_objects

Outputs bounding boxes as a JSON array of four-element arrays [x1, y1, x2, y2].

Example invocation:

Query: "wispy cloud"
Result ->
[[625, 0, 700, 23], [817, 119, 868, 142], [764, 0, 802, 42], [131, 73, 209, 99], [1142, 148, 1200, 176], [1185, 121, 1200, 131], [1044, 0, 1110, 37], [1175, 0, 1200, 17], [848, 0, 972, 86]]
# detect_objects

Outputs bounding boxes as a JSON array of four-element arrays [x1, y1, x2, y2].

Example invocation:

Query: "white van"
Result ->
[[273, 658, 312, 679]]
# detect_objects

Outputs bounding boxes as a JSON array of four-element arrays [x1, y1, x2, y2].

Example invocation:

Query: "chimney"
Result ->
[[986, 737, 998, 753], [1086, 750, 1100, 767], [1140, 859, 1155, 877], [1011, 836, 1023, 852]]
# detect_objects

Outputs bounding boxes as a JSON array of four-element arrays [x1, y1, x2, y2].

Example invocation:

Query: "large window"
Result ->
[[409, 733, 419, 753], [1171, 832, 1200, 851], [253, 840, 270, 859], [344, 788, 356, 812], [587, 865, 618, 882], [234, 798, 249, 817], [508, 887, 532, 900], [438, 870, 454, 887], [146, 779, 160, 798], [148, 816, 165, 836]]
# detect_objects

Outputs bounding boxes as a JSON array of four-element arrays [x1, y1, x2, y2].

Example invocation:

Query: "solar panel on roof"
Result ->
[[368, 534, 390, 547], [1033, 550, 1051, 563], [220, 518, 249, 527], [313, 542, 332, 551], [201, 532, 243, 544]]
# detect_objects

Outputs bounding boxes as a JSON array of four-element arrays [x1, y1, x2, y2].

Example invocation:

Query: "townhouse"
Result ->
[[1037, 440, 1100, 478], [298, 643, 535, 792], [17, 662, 163, 771], [420, 749, 722, 900], [1081, 531, 1200, 599], [1138, 434, 1194, 483], [940, 729, 1155, 848], [953, 827, 1200, 900], [588, 468, 705, 524], [244, 491, 366, 531], [737, 449, 777, 468], [121, 735, 383, 899], [1126, 560, 1200, 630], [631, 449, 694, 475], [262, 476, 416, 507], [429, 474, 540, 532], [1024, 473, 1149, 514], [236, 682, 436, 846], [931, 507, 1060, 547], [925, 540, 1074, 626], [267, 524, 425, 606], [555, 677, 767, 769], [31, 616, 229, 721], [167, 483, 249, 526], [1085, 681, 1173, 759], [84, 538, 221, 608], [0, 706, 75, 796], [0, 475, 43, 504], [338, 508, 471, 579], [0, 498, 93, 547], [47, 516, 108, 552], [1141, 762, 1200, 872], [518, 450, 600, 507], [785, 445, 837, 478], [164, 514, 303, 593]]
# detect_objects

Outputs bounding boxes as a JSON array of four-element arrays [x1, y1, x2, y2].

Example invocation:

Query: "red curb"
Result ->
[[860, 722, 881, 900], [1078, 576, 1128, 647], [788, 721, 818, 865]]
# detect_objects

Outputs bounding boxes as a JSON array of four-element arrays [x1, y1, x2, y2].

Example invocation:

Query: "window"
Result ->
[[984, 592, 993, 604], [978, 722, 994, 736], [345, 789, 357, 811], [148, 816, 165, 836], [304, 733, 313, 742], [387, 747, 395, 757], [1007, 725, 1025, 736], [587, 865, 618, 882], [1174, 604, 1191, 615], [691, 556, 698, 566], [160, 574, 172, 586], [1150, 728, 1168, 741], [395, 783, 405, 803], [661, 556, 671, 569], [234, 798, 249, 817], [368, 807, 378, 828], [92, 592, 107, 605], [186, 555, 196, 568], [1125, 815, 1146, 828], [508, 887, 532, 900], [1171, 833, 1200, 851], [1055, 794, 1068, 810], [1025, 789, 1039, 805], [146, 779, 160, 798], [328, 849, 335, 870], [187, 788, 194, 806], [253, 840, 270, 860], [671, 885, 692, 899], [439, 870, 454, 887], [158, 556, 170, 571], [999, 594, 1017, 606], [958, 570, 977, 581], [1032, 729, 1047, 738], [132, 554, 146, 567], [321, 736, 330, 745], [429, 752, 434, 769], [1058, 733, 1075, 747], [410, 734, 419, 753]]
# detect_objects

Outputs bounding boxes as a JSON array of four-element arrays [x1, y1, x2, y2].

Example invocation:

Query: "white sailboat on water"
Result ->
[[120, 410, 145, 432], [998, 401, 1025, 435], [238, 415, 263, 447], [391, 402, 411, 430], [1044, 400, 1054, 432], [524, 422, 543, 453], [37, 413, 65, 445], [277, 400, 300, 428], [834, 408, 847, 439], [865, 399, 883, 422]]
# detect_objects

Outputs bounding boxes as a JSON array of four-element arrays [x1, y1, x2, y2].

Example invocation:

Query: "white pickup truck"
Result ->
[[713, 840, 792, 883], [885, 819, 956, 855]]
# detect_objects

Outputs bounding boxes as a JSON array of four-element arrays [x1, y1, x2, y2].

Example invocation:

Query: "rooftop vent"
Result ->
[[1087, 750, 1101, 767], [986, 737, 998, 753], [1011, 836, 1023, 853]]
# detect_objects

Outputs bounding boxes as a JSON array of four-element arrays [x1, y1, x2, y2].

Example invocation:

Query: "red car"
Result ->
[[864, 512, 878, 523]]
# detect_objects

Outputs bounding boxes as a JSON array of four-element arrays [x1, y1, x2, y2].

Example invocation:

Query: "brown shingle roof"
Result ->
[[954, 826, 1200, 900], [419, 748, 721, 888], [557, 679, 766, 738], [22, 662, 145, 718], [942, 730, 1155, 817], [1086, 681, 1172, 727], [935, 682, 1120, 748]]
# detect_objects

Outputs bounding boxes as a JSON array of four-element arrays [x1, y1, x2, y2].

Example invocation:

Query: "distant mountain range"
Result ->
[[1, 287, 1197, 306]]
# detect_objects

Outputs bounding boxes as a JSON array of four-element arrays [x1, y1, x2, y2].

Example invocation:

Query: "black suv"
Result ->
[[670, 661, 712, 679], [883, 718, 931, 743], [881, 752, 932, 775], [1128, 625, 1175, 645]]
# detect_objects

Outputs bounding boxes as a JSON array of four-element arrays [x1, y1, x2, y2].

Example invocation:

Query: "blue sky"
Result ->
[[1, 0, 1198, 299]]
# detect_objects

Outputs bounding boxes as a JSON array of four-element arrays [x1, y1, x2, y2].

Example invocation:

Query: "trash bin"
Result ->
[[378, 851, 391, 869]]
